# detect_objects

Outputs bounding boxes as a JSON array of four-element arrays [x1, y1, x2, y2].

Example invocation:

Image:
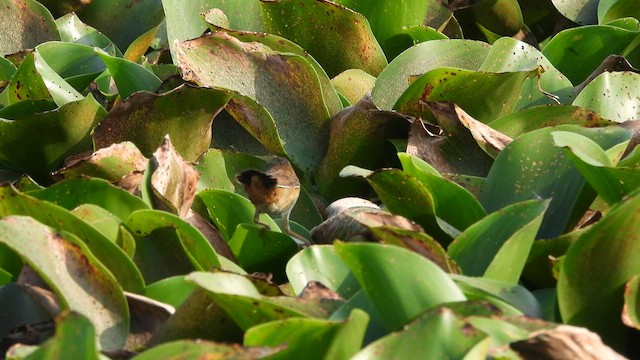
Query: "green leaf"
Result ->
[[551, 0, 598, 25], [126, 209, 221, 269], [316, 96, 410, 200], [76, 0, 164, 52], [228, 224, 298, 282], [244, 309, 369, 360], [371, 40, 491, 110], [480, 125, 630, 238], [394, 67, 538, 123], [286, 245, 361, 299], [0, 0, 59, 55], [448, 199, 549, 284], [27, 312, 100, 360], [94, 48, 162, 99], [601, 0, 640, 24], [0, 51, 83, 108], [488, 105, 616, 138], [0, 284, 51, 339], [0, 185, 144, 292], [0, 95, 105, 183], [352, 307, 486, 360], [71, 204, 122, 243], [558, 187, 640, 348], [93, 84, 232, 161], [132, 339, 282, 360], [144, 276, 197, 309], [36, 42, 107, 91], [0, 55, 17, 82], [623, 275, 640, 330], [28, 177, 149, 221], [331, 69, 376, 105], [194, 190, 280, 242], [335, 242, 466, 331], [0, 217, 128, 351], [260, 0, 387, 78], [187, 272, 318, 331], [480, 37, 574, 108], [55, 13, 119, 52], [572, 71, 640, 123], [542, 24, 640, 84], [175, 32, 332, 174], [451, 275, 542, 317], [162, 0, 263, 60]]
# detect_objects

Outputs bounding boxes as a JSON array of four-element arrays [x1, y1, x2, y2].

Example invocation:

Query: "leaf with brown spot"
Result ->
[[174, 31, 332, 174], [54, 142, 148, 182], [93, 84, 233, 162], [149, 136, 199, 218], [0, 216, 129, 351]]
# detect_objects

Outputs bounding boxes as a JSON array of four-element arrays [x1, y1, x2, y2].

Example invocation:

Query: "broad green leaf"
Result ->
[[126, 209, 221, 269], [479, 37, 574, 108], [451, 275, 542, 317], [623, 275, 640, 330], [175, 32, 331, 174], [0, 51, 83, 108], [286, 245, 361, 299], [228, 224, 298, 282], [244, 309, 368, 360], [187, 272, 319, 331], [480, 125, 630, 238], [364, 168, 485, 243], [162, 0, 263, 60], [124, 22, 162, 62], [523, 231, 578, 288], [489, 105, 616, 138], [148, 289, 243, 345], [398, 152, 440, 176], [249, 309, 369, 360], [328, 289, 386, 345], [352, 307, 486, 360], [394, 67, 538, 123], [194, 190, 280, 241], [36, 42, 107, 91], [93, 84, 232, 161], [261, 0, 387, 78], [554, 131, 640, 206], [28, 177, 149, 221], [55, 13, 119, 52], [0, 56, 17, 82], [551, 0, 598, 25], [399, 152, 487, 231], [335, 242, 466, 331], [213, 27, 342, 116], [331, 69, 376, 105], [573, 71, 640, 123], [27, 312, 100, 360], [316, 96, 410, 200], [0, 185, 144, 292], [0, 0, 59, 55], [368, 226, 461, 274], [94, 48, 162, 99], [76, 0, 164, 52], [72, 204, 122, 243], [448, 200, 549, 284], [558, 187, 640, 348], [144, 276, 197, 309], [0, 95, 105, 184], [383, 25, 448, 60], [132, 339, 282, 360], [600, 0, 640, 24], [372, 39, 491, 110], [333, 0, 453, 58], [542, 24, 640, 84], [0, 217, 128, 350], [462, 0, 524, 36]]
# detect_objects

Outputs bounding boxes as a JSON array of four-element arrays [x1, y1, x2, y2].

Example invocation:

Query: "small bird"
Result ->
[[236, 157, 310, 246]]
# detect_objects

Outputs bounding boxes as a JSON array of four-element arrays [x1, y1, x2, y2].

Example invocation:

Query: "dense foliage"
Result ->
[[1, 0, 640, 358]]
